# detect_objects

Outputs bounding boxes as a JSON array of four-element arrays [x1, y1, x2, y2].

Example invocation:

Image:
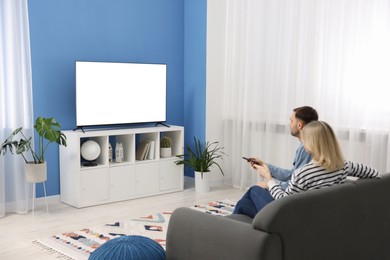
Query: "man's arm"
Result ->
[[268, 143, 311, 181], [268, 164, 293, 181]]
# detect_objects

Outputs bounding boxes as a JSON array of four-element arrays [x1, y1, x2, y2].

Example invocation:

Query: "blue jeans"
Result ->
[[233, 186, 274, 218]]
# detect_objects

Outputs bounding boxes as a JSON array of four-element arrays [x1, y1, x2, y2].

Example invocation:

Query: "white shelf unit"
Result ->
[[60, 125, 184, 208]]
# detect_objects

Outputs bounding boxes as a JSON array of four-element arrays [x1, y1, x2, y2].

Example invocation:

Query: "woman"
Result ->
[[233, 121, 380, 218]]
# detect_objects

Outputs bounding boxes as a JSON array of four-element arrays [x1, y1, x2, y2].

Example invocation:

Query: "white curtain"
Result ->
[[0, 0, 33, 217], [207, 0, 390, 188]]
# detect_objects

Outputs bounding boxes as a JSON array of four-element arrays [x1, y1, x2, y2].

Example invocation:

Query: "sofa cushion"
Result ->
[[225, 212, 253, 224], [352, 175, 390, 259], [252, 182, 368, 260]]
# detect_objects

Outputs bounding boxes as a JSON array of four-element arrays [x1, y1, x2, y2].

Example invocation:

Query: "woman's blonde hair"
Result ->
[[302, 121, 344, 171]]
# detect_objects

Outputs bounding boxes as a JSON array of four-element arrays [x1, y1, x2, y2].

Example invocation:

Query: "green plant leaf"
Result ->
[[1, 117, 67, 164], [174, 136, 226, 177], [35, 117, 61, 142]]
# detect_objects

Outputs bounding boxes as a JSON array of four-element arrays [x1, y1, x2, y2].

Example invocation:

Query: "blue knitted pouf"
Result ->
[[88, 235, 166, 260]]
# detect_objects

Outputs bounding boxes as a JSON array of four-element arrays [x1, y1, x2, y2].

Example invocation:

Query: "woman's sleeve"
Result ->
[[268, 179, 287, 199], [347, 161, 380, 178], [268, 170, 305, 199]]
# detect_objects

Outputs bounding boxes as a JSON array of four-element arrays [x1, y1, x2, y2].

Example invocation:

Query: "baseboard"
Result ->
[[184, 175, 233, 188], [33, 194, 61, 205], [210, 178, 225, 187], [5, 195, 60, 213]]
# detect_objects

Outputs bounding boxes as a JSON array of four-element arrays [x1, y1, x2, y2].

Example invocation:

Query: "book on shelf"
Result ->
[[136, 140, 156, 161], [136, 140, 149, 161], [147, 140, 155, 160], [143, 141, 150, 160]]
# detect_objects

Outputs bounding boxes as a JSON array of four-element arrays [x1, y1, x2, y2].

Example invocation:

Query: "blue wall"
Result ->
[[184, 0, 207, 177], [28, 0, 206, 197]]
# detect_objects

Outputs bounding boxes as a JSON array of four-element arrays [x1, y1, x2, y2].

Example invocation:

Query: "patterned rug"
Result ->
[[32, 199, 236, 260]]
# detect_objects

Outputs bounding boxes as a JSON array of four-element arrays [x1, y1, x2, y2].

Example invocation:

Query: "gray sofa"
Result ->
[[166, 174, 390, 260]]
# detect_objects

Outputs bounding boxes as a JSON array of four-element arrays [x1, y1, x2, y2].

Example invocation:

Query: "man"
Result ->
[[249, 106, 318, 190]]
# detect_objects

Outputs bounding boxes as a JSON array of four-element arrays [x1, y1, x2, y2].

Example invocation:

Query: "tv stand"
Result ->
[[60, 125, 184, 208], [155, 122, 170, 127]]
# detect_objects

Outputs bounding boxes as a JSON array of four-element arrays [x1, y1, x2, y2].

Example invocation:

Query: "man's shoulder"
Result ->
[[293, 143, 312, 169], [295, 142, 305, 152]]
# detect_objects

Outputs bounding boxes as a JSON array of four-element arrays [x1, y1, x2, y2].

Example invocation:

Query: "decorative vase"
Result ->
[[160, 147, 172, 158], [195, 171, 210, 193], [25, 161, 47, 183]]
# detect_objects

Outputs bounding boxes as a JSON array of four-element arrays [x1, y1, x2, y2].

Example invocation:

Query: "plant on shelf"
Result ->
[[160, 136, 172, 148], [0, 117, 67, 182], [160, 136, 172, 158], [174, 136, 225, 179]]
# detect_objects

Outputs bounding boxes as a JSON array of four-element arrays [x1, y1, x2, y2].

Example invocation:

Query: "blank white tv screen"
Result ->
[[76, 61, 167, 127]]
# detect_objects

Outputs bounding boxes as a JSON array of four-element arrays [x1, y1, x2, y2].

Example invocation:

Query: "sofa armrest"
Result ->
[[166, 207, 282, 260]]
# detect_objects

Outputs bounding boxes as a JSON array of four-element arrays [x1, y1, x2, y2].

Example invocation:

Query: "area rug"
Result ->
[[32, 199, 237, 260]]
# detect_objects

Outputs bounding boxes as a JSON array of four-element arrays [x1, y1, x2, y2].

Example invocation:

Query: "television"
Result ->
[[76, 61, 167, 127]]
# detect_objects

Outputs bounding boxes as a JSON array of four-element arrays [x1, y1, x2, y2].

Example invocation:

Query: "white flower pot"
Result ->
[[195, 171, 210, 193], [160, 147, 172, 158], [25, 162, 47, 183]]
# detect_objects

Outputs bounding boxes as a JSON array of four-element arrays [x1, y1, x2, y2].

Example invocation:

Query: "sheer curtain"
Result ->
[[0, 0, 33, 217], [207, 0, 390, 188]]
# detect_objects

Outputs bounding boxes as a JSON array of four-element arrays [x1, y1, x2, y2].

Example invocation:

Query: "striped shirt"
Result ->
[[268, 160, 380, 200]]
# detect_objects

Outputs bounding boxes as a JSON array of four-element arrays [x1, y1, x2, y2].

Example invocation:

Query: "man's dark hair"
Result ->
[[293, 106, 318, 125]]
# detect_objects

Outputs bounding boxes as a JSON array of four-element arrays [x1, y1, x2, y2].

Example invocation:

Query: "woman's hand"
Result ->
[[253, 163, 272, 181]]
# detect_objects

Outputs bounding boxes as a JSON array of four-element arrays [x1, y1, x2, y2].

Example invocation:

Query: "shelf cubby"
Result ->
[[80, 136, 108, 169], [160, 130, 183, 158], [109, 134, 135, 165]]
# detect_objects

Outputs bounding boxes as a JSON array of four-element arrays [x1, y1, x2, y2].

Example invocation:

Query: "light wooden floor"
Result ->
[[0, 179, 245, 260]]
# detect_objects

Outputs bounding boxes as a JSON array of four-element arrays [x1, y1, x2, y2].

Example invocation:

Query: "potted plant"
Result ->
[[175, 137, 225, 193], [160, 136, 172, 158], [0, 117, 67, 183]]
